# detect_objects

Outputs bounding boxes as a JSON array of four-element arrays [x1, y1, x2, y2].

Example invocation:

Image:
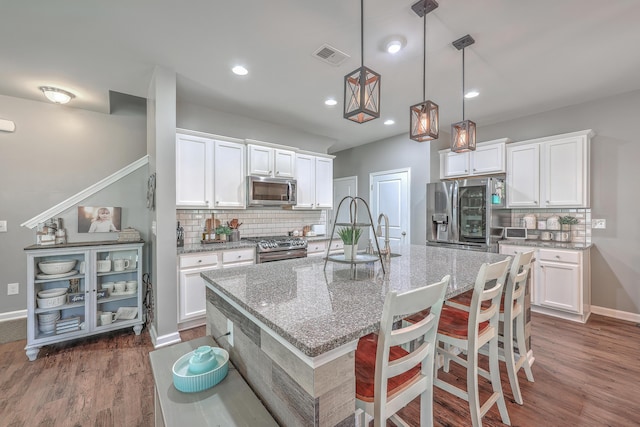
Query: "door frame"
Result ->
[[369, 168, 411, 246]]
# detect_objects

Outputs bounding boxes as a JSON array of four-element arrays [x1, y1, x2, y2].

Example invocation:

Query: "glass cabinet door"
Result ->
[[458, 185, 487, 243], [94, 247, 141, 330]]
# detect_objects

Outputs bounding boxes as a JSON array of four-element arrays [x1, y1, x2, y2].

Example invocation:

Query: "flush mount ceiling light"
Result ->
[[409, 0, 439, 142], [451, 34, 477, 152], [384, 119, 395, 125], [325, 98, 338, 106], [465, 90, 479, 99], [39, 86, 75, 104], [344, 0, 381, 123], [231, 65, 248, 76]]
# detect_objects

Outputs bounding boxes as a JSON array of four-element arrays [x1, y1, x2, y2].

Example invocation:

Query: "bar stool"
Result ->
[[435, 258, 512, 427], [447, 250, 535, 404], [354, 275, 450, 427]]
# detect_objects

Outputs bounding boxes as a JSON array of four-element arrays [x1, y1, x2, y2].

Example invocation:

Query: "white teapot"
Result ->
[[546, 215, 561, 230]]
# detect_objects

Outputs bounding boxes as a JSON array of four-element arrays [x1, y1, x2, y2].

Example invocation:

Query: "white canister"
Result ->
[[537, 220, 547, 230], [546, 215, 561, 230], [523, 214, 537, 229]]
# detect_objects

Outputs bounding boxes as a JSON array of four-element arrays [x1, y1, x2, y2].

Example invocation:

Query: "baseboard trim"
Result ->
[[0, 310, 27, 322], [591, 305, 640, 323], [150, 325, 181, 349]]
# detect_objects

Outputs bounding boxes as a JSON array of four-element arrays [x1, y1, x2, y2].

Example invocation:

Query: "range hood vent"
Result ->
[[312, 44, 350, 66]]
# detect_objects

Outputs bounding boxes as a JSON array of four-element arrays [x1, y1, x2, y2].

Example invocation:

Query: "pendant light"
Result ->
[[344, 0, 381, 123], [451, 34, 476, 152], [409, 0, 439, 142]]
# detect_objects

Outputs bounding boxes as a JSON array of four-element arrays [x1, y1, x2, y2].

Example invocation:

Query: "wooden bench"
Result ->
[[149, 336, 279, 427]]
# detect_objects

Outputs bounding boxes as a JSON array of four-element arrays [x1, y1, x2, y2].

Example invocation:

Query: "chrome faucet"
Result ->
[[376, 213, 390, 257]]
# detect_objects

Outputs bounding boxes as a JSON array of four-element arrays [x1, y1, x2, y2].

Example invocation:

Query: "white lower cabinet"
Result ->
[[499, 244, 590, 323], [307, 239, 344, 257], [177, 247, 255, 329], [25, 242, 144, 361]]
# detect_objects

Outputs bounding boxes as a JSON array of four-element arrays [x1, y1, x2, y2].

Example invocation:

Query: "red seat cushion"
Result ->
[[449, 290, 510, 312], [355, 333, 421, 403], [437, 305, 490, 339], [403, 308, 430, 325]]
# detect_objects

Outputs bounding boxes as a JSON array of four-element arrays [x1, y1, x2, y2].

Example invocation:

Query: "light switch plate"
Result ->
[[8, 283, 19, 295], [592, 219, 606, 229], [0, 220, 7, 232]]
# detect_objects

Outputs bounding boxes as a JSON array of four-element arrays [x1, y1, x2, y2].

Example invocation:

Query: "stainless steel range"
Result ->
[[244, 236, 308, 263]]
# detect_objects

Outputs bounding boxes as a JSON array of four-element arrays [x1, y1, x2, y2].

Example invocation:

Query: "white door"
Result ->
[[331, 176, 358, 229], [370, 169, 410, 251]]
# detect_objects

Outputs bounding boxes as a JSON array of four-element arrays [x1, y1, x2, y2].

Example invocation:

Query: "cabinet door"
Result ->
[[295, 154, 315, 208], [471, 143, 505, 175], [274, 149, 296, 178], [542, 136, 587, 207], [441, 151, 470, 178], [176, 134, 213, 207], [506, 144, 540, 207], [178, 268, 208, 322], [248, 145, 273, 176], [314, 157, 333, 209], [307, 240, 327, 257], [537, 260, 581, 313], [213, 140, 246, 208]]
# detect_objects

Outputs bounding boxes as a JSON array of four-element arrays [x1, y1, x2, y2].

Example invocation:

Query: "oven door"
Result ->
[[257, 249, 307, 263]]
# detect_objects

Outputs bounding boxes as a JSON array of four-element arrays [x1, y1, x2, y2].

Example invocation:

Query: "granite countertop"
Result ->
[[202, 244, 508, 357], [25, 239, 144, 251], [499, 240, 592, 250]]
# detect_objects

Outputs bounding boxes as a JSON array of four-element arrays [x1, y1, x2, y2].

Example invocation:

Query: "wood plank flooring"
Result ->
[[0, 313, 638, 426]]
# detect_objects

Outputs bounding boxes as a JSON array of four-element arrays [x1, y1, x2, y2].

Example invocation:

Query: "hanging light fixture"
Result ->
[[344, 0, 380, 123], [409, 0, 439, 142], [451, 34, 476, 152]]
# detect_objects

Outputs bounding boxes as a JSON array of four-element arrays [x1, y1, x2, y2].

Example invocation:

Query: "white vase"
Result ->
[[343, 244, 356, 260]]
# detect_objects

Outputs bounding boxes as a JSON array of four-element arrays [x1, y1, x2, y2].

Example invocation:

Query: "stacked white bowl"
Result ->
[[36, 287, 67, 309], [38, 309, 61, 334]]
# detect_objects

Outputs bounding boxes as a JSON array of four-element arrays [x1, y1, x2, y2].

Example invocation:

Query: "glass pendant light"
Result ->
[[451, 34, 476, 152], [344, 0, 380, 123], [410, 0, 439, 142]]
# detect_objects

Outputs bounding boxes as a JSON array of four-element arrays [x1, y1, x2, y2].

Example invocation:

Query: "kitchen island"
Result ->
[[202, 244, 509, 426]]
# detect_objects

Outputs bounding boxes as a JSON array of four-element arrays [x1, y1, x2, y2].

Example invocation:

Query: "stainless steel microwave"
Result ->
[[247, 176, 297, 207]]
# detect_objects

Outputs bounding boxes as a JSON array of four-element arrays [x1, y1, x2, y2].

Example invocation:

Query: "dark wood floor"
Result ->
[[0, 313, 638, 426]]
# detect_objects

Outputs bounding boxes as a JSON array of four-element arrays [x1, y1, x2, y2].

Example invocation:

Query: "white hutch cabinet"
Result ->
[[25, 241, 144, 361]]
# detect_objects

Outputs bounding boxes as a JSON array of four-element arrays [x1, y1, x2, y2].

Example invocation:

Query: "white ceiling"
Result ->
[[2, 1, 640, 153]]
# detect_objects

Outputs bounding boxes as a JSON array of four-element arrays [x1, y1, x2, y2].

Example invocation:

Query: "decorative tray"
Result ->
[[325, 254, 381, 264]]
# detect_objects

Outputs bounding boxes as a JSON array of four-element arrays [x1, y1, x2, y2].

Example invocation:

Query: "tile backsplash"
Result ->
[[177, 209, 327, 245], [510, 208, 591, 244]]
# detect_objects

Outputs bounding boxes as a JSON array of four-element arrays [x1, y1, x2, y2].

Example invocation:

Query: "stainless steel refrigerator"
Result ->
[[426, 177, 510, 252]]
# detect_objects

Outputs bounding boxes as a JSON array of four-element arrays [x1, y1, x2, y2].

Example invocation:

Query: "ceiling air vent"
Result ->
[[312, 44, 350, 66]]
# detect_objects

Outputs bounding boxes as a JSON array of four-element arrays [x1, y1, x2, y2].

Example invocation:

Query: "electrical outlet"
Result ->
[[7, 283, 19, 295], [227, 318, 234, 347], [0, 220, 7, 232], [592, 219, 606, 229]]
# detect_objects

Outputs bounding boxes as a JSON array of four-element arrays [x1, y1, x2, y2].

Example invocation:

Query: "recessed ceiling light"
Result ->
[[232, 65, 248, 76], [464, 90, 479, 99], [324, 98, 338, 106], [384, 119, 395, 125], [39, 86, 75, 104], [386, 40, 402, 54]]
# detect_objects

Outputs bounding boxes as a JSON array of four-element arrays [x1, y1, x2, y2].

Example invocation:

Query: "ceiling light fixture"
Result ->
[[384, 119, 395, 125], [386, 40, 402, 54], [325, 98, 338, 106], [464, 90, 479, 99], [344, 0, 381, 123], [409, 0, 439, 142], [451, 34, 477, 152], [232, 65, 248, 76], [39, 86, 75, 104]]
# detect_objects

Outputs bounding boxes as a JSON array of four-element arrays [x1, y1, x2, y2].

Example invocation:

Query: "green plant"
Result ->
[[337, 227, 362, 245], [215, 225, 232, 235], [559, 216, 579, 225]]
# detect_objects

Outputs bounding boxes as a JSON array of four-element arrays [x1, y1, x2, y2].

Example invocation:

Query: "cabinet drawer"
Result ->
[[537, 249, 580, 264], [307, 241, 327, 254], [222, 248, 255, 264], [329, 240, 344, 251], [499, 245, 532, 257], [180, 253, 219, 269]]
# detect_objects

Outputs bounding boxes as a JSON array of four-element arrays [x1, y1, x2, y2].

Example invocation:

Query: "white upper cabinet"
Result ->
[[439, 139, 508, 179], [506, 129, 592, 208], [176, 132, 246, 209], [247, 143, 295, 178], [176, 133, 213, 208], [295, 153, 334, 209]]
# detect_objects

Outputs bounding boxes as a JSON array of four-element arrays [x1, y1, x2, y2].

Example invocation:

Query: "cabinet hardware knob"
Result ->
[[237, 255, 242, 258], [269, 171, 272, 174], [198, 260, 202, 263], [473, 168, 477, 172], [216, 201, 219, 205], [546, 200, 550, 203], [556, 255, 560, 259], [465, 169, 468, 173], [276, 171, 279, 175]]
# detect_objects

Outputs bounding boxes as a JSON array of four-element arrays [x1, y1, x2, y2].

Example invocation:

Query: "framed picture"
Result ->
[[78, 206, 122, 233]]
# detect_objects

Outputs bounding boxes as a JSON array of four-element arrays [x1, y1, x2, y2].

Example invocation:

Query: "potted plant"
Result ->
[[337, 227, 362, 260], [559, 216, 579, 231], [215, 225, 232, 241]]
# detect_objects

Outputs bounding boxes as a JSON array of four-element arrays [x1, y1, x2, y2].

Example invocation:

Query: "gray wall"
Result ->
[[333, 133, 449, 246], [0, 94, 147, 314], [479, 89, 640, 315]]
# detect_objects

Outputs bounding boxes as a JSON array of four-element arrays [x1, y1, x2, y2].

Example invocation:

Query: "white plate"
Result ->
[[36, 270, 78, 280], [110, 290, 136, 296]]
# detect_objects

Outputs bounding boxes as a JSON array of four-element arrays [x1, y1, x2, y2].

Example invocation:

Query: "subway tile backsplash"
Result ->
[[177, 209, 327, 245], [510, 208, 591, 244]]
